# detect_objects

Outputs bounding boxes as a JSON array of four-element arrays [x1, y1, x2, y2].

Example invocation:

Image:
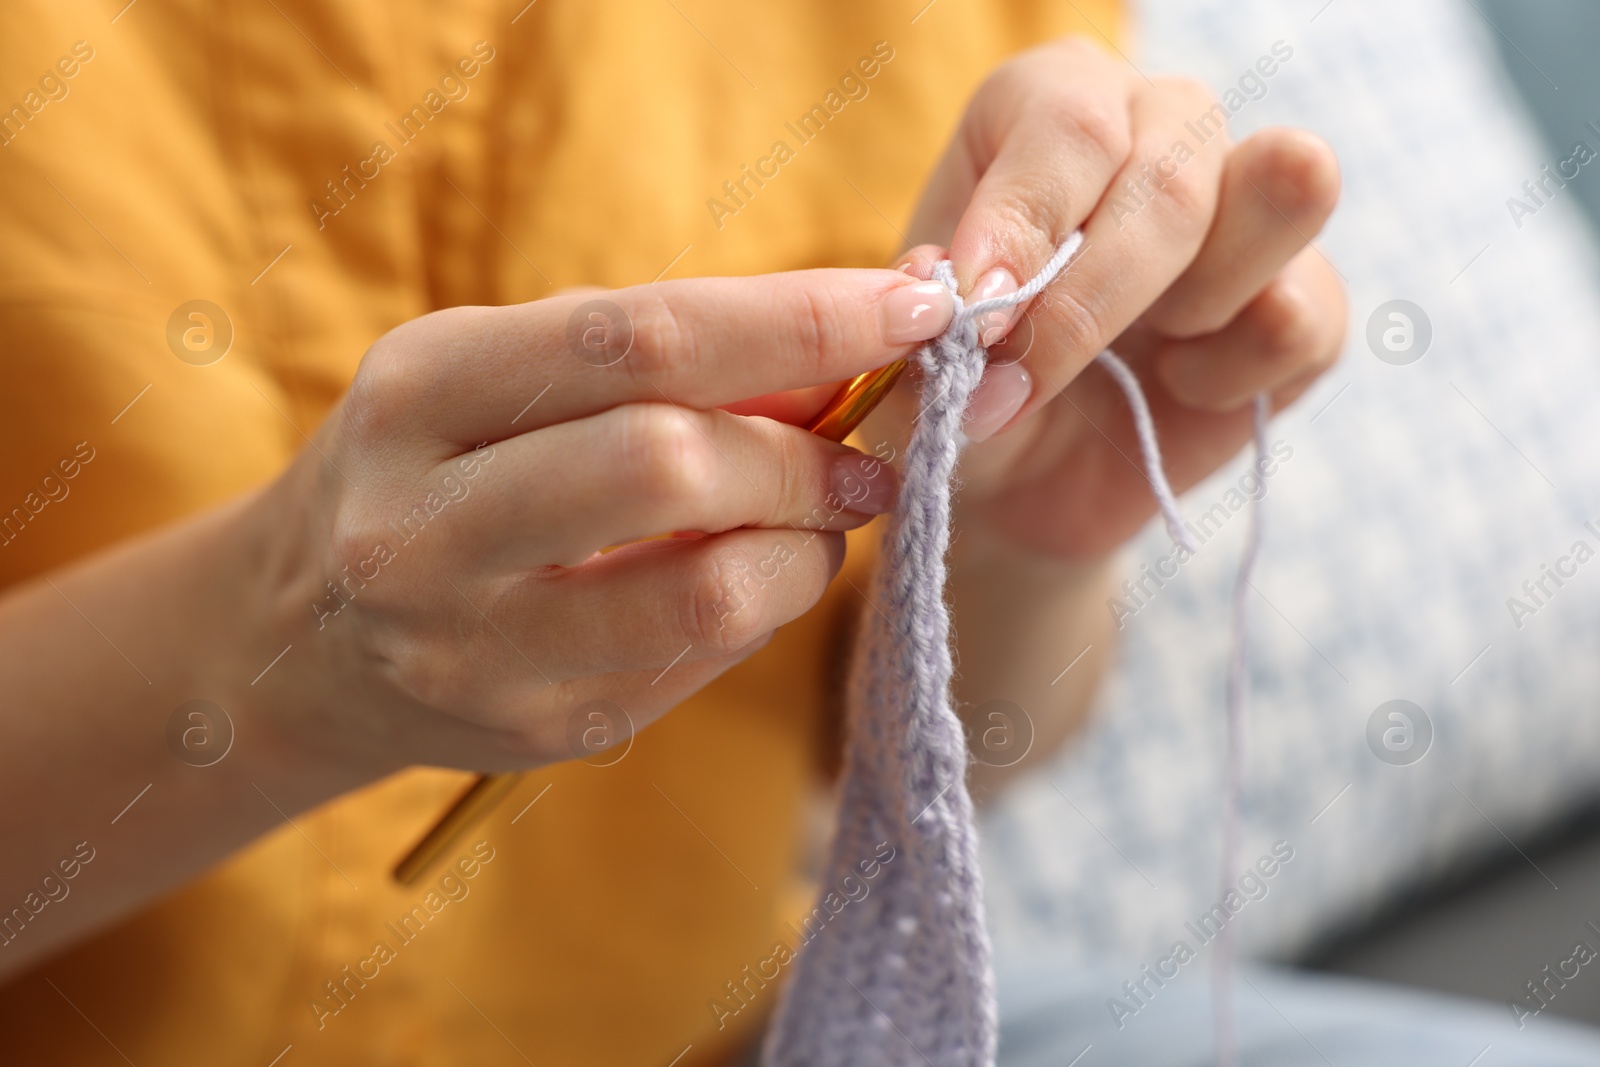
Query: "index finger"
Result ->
[[954, 77, 1230, 425], [914, 37, 1135, 290], [370, 269, 954, 448]]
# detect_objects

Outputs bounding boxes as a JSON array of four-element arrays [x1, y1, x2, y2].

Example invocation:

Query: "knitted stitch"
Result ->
[[762, 237, 1084, 1067], [762, 233, 1266, 1067]]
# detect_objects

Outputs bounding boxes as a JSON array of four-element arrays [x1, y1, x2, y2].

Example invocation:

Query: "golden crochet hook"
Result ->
[[392, 360, 909, 884]]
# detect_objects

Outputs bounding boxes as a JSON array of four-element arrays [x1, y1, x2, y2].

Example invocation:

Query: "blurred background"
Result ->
[[981, 0, 1600, 1030], [1311, 0, 1600, 1021]]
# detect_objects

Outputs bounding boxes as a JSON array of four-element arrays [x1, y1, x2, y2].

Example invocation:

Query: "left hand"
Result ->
[[871, 37, 1346, 561]]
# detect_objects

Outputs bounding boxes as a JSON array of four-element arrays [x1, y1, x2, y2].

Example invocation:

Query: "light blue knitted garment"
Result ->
[[762, 236, 1086, 1067]]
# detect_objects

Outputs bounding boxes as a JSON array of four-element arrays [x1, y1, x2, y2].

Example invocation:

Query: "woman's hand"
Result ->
[[879, 36, 1345, 560], [253, 270, 955, 775], [860, 37, 1345, 791], [0, 264, 956, 979]]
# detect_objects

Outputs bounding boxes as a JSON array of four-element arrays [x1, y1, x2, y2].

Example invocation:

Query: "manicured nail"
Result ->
[[882, 280, 954, 344], [963, 361, 1032, 442], [832, 453, 898, 515], [973, 268, 1021, 347]]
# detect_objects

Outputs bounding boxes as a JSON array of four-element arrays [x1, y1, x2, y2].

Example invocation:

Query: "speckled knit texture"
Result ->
[[762, 236, 1084, 1067]]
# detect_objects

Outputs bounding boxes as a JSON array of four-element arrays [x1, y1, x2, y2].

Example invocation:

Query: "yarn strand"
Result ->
[[763, 236, 1087, 1067], [1095, 349, 1200, 553], [1214, 391, 1270, 1067], [764, 233, 1270, 1067]]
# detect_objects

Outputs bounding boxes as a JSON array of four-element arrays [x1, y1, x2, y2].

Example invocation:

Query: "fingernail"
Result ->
[[882, 280, 953, 344], [832, 452, 899, 515], [892, 248, 941, 281], [963, 361, 1032, 442], [973, 267, 1021, 347]]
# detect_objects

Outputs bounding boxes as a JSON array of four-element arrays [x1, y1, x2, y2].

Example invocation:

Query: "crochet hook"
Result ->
[[391, 359, 909, 884]]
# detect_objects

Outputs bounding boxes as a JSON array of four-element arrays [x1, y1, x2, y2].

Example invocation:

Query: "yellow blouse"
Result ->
[[0, 1, 1118, 1063]]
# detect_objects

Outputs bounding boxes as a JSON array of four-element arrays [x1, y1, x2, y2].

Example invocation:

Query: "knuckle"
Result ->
[[973, 45, 1130, 167], [620, 288, 694, 383], [681, 546, 762, 653], [343, 338, 416, 445], [343, 308, 479, 444], [991, 186, 1073, 256], [1145, 146, 1214, 233], [327, 503, 380, 573], [620, 404, 714, 507], [1017, 35, 1115, 89], [370, 603, 482, 711], [1041, 90, 1130, 170], [388, 640, 474, 711], [1163, 76, 1218, 114], [764, 424, 814, 525], [783, 284, 849, 379], [1187, 95, 1235, 147], [1052, 34, 1108, 62], [1254, 281, 1321, 364], [1040, 284, 1109, 359], [977, 50, 1035, 103]]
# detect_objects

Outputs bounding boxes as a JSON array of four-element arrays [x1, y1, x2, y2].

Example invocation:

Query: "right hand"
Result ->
[[247, 270, 954, 774]]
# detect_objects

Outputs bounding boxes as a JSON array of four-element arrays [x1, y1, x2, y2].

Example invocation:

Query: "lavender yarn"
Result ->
[[760, 232, 1266, 1066], [762, 236, 1084, 1067], [1095, 349, 1200, 555], [1213, 391, 1270, 1067]]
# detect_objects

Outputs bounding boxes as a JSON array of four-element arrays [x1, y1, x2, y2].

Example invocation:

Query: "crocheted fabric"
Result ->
[[762, 236, 1085, 1067]]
